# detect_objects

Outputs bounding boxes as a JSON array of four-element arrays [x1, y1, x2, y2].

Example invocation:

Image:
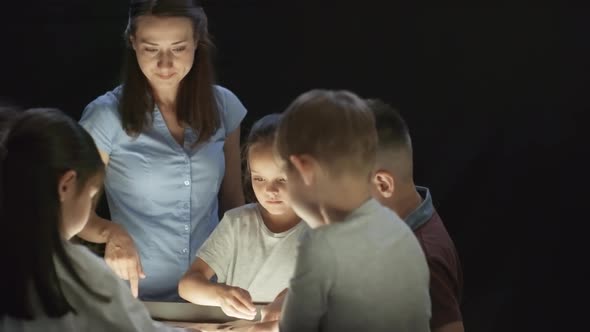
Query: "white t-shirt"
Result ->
[[0, 242, 187, 332], [197, 204, 308, 303]]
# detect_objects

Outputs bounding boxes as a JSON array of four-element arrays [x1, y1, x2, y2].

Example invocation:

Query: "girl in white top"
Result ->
[[179, 114, 306, 321], [0, 108, 193, 332]]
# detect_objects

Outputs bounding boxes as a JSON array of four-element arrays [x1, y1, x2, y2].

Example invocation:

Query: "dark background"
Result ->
[[1, 1, 587, 331]]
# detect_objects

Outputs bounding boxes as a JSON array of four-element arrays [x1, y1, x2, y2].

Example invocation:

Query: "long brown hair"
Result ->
[[120, 0, 219, 144]]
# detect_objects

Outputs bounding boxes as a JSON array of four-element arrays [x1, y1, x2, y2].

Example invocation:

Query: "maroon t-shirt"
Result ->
[[407, 187, 463, 329], [414, 211, 463, 328]]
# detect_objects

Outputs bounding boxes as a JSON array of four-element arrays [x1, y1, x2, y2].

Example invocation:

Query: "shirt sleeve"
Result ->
[[68, 245, 189, 332], [216, 86, 247, 137], [109, 276, 190, 332], [196, 212, 236, 283], [79, 99, 121, 155], [428, 255, 463, 328], [279, 230, 334, 332]]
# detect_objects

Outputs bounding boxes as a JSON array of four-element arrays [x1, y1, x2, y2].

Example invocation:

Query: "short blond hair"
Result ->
[[276, 89, 377, 177]]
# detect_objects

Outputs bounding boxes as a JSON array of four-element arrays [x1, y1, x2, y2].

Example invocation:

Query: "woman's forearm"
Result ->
[[77, 211, 116, 243]]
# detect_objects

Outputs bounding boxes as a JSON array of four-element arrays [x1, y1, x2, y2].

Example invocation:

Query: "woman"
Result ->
[[0, 108, 193, 331], [78, 0, 246, 301]]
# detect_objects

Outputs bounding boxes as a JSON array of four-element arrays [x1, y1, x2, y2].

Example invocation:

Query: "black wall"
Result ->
[[1, 2, 586, 331]]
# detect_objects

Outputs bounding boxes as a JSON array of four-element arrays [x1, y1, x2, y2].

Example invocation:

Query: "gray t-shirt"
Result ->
[[280, 199, 431, 332], [0, 242, 187, 332], [197, 204, 308, 303]]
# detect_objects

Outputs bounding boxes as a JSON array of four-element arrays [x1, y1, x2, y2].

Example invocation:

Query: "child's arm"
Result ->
[[227, 320, 279, 332], [428, 255, 464, 331], [279, 232, 334, 332], [178, 258, 257, 320], [254, 321, 279, 332], [260, 288, 288, 322], [434, 322, 465, 332]]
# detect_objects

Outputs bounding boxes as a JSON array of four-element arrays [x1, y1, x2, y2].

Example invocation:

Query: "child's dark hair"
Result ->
[[365, 99, 412, 153], [242, 113, 282, 203], [0, 100, 21, 143], [0, 107, 110, 320]]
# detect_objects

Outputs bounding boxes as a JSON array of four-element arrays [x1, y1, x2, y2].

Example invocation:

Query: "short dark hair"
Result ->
[[366, 99, 412, 153], [0, 108, 109, 319], [0, 104, 21, 144], [243, 113, 282, 203], [276, 89, 377, 176]]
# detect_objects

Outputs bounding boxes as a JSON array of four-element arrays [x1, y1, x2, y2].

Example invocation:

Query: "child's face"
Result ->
[[249, 144, 293, 216], [60, 172, 102, 240], [283, 156, 326, 229]]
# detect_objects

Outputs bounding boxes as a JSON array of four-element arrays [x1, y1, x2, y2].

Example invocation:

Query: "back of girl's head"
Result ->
[[246, 113, 283, 150], [243, 113, 282, 202], [0, 107, 107, 319]]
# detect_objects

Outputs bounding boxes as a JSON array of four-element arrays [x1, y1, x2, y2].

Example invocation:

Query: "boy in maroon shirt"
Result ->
[[368, 99, 464, 332]]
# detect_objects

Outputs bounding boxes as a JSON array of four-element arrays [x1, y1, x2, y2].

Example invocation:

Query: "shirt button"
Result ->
[[184, 180, 190, 186], [184, 225, 189, 231], [182, 248, 188, 254]]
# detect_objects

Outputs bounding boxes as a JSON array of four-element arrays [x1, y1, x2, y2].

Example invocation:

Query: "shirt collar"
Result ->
[[405, 186, 435, 231]]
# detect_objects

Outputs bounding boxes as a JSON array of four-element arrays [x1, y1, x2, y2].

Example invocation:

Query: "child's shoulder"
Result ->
[[58, 242, 121, 297], [222, 203, 261, 223], [321, 200, 413, 244]]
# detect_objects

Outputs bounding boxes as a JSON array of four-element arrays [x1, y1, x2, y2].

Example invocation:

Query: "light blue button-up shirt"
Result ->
[[80, 85, 247, 301]]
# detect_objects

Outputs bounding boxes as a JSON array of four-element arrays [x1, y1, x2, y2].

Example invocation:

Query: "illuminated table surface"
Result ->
[[144, 301, 266, 331]]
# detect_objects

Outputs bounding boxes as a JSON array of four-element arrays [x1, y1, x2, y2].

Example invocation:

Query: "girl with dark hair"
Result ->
[[178, 114, 305, 320], [78, 0, 247, 301], [0, 108, 194, 331]]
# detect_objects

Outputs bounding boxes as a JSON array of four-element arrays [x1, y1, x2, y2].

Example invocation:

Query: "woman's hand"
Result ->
[[104, 223, 145, 297]]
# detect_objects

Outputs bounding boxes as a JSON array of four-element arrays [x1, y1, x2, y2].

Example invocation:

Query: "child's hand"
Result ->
[[234, 321, 279, 332], [217, 285, 257, 320], [260, 288, 287, 322]]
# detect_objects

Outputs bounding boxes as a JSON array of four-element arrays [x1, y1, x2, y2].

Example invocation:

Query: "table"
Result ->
[[144, 301, 267, 331]]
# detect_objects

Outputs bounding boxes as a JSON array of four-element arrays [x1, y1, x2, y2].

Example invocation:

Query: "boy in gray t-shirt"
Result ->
[[251, 89, 430, 332], [280, 199, 431, 332]]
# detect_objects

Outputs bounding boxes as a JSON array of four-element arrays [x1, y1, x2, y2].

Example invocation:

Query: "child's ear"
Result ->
[[129, 36, 137, 51], [58, 170, 77, 202], [373, 170, 395, 198], [289, 154, 316, 186]]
